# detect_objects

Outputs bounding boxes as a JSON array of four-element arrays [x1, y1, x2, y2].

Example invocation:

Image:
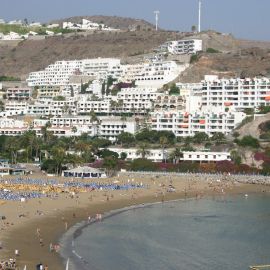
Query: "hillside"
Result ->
[[1, 14, 270, 82], [0, 30, 188, 79], [179, 47, 270, 82], [51, 15, 156, 31]]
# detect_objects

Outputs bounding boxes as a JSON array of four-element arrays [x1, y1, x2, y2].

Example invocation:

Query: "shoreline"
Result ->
[[1, 175, 270, 269]]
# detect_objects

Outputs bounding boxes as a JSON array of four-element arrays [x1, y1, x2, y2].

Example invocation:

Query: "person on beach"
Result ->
[[39, 238, 43, 246]]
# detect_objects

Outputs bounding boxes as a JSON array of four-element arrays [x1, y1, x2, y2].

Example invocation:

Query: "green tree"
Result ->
[[193, 132, 209, 144], [169, 83, 180, 95], [136, 143, 150, 159], [238, 135, 260, 148], [159, 136, 168, 162], [230, 150, 242, 165], [117, 132, 135, 146], [170, 147, 183, 164], [103, 157, 118, 176], [191, 25, 197, 32], [120, 152, 127, 160]]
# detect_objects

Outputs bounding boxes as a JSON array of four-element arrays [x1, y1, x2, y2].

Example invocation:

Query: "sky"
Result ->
[[1, 0, 270, 41]]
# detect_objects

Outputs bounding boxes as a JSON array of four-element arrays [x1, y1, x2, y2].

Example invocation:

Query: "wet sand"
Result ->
[[0, 174, 269, 270]]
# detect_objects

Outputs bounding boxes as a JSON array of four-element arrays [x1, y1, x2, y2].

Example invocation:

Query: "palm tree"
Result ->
[[159, 136, 168, 163], [170, 147, 183, 164], [41, 122, 53, 144], [136, 143, 150, 159], [5, 137, 20, 164], [51, 146, 66, 175]]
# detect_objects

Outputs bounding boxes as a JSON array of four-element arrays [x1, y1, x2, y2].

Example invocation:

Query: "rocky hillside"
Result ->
[[51, 15, 156, 31], [1, 14, 270, 82], [179, 47, 270, 82], [0, 30, 188, 79]]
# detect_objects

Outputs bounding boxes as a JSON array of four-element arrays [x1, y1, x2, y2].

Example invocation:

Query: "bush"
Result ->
[[98, 149, 119, 159], [190, 54, 199, 64], [237, 135, 260, 148], [169, 83, 180, 95], [206, 48, 220, 53], [130, 158, 157, 171]]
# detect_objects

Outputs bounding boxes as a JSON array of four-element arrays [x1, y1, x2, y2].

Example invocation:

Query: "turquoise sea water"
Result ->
[[63, 194, 270, 270]]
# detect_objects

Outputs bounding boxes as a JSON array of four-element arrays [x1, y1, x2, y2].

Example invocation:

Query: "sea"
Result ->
[[60, 194, 270, 270]]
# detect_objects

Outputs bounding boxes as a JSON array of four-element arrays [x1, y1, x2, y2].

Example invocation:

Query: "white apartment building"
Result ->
[[0, 118, 28, 136], [150, 110, 246, 137], [6, 87, 32, 101], [27, 58, 122, 86], [115, 88, 158, 113], [77, 100, 111, 115], [27, 60, 83, 86], [46, 115, 138, 140], [99, 117, 138, 141], [135, 61, 187, 87], [5, 101, 28, 113], [154, 95, 185, 111], [191, 76, 270, 111], [82, 58, 121, 79], [159, 39, 202, 55]]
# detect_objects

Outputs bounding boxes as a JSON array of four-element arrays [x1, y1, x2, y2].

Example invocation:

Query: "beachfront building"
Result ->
[[6, 87, 32, 101], [149, 110, 246, 137], [159, 39, 203, 55], [62, 166, 106, 178], [190, 76, 270, 111], [107, 147, 231, 163], [180, 151, 231, 163], [107, 147, 169, 162]]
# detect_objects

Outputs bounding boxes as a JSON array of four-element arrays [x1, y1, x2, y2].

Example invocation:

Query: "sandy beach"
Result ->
[[0, 173, 269, 270]]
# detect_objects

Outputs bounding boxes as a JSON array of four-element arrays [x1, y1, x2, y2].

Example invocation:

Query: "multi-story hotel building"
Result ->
[[6, 88, 32, 101], [190, 76, 270, 111], [149, 110, 246, 137], [159, 39, 203, 55]]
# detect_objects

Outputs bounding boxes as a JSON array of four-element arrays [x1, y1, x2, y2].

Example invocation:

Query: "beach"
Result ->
[[0, 173, 269, 270]]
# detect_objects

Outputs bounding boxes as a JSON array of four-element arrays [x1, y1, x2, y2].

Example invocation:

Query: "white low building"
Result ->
[[107, 148, 231, 163], [62, 166, 106, 178], [181, 152, 231, 163]]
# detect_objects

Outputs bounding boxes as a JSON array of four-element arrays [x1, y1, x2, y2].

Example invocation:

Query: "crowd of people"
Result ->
[[0, 258, 16, 270]]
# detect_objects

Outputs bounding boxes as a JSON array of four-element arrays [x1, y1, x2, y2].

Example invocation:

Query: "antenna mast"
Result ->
[[154, 10, 160, 31], [198, 0, 202, 32]]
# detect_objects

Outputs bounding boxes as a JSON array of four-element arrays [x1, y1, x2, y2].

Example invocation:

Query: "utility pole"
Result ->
[[154, 10, 160, 31], [198, 0, 202, 32]]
